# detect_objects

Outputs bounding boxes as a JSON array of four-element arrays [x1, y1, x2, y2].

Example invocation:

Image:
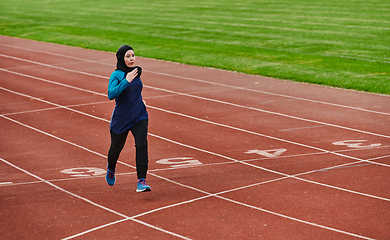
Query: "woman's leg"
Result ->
[[107, 129, 130, 171], [130, 119, 148, 179]]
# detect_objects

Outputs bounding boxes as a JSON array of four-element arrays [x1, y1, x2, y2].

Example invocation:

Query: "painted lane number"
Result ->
[[156, 157, 202, 168], [332, 140, 381, 148], [245, 148, 287, 158], [61, 167, 106, 177]]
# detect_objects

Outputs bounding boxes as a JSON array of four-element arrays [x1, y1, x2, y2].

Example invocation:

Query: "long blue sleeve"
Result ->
[[107, 70, 129, 100]]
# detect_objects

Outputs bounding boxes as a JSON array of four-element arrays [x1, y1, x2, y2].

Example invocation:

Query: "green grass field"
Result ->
[[1, 0, 389, 94]]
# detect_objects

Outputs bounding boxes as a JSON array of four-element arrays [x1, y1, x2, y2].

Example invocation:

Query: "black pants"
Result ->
[[107, 119, 148, 179]]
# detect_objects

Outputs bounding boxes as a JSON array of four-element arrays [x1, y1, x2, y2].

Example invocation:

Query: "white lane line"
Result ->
[[1, 51, 389, 118], [0, 66, 106, 96], [0, 54, 105, 79], [0, 107, 382, 240], [2, 101, 110, 117], [279, 125, 328, 131], [0, 182, 13, 185], [0, 87, 107, 123], [366, 154, 390, 161]]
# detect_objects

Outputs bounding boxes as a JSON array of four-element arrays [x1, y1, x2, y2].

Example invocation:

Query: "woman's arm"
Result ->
[[107, 72, 129, 100], [107, 68, 139, 100]]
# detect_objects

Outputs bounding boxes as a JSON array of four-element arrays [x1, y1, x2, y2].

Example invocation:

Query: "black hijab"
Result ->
[[116, 45, 142, 78]]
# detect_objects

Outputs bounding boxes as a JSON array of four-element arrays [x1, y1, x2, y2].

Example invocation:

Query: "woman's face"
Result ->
[[124, 50, 135, 68]]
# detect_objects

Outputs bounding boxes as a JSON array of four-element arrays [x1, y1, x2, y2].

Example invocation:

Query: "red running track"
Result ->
[[0, 35, 389, 240]]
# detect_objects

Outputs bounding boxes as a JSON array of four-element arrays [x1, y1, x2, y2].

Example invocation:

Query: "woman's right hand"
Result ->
[[126, 68, 138, 83]]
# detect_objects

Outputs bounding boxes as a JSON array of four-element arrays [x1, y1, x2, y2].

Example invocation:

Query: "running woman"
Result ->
[[106, 45, 151, 192]]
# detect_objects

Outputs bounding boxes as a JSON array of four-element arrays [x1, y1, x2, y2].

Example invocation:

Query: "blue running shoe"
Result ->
[[106, 165, 115, 186], [136, 178, 151, 192]]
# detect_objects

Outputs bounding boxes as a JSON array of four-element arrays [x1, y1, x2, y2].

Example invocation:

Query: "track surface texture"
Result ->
[[1, 35, 389, 240]]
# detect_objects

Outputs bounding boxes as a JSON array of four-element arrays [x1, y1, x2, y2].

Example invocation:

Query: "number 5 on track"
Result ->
[[156, 157, 202, 168]]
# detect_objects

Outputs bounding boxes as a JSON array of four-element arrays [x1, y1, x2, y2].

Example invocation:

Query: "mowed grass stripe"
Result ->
[[3, 10, 385, 48], [2, 10, 386, 38], [0, 0, 389, 94], [0, 2, 387, 45], [2, 3, 388, 30], [4, 11, 386, 62]]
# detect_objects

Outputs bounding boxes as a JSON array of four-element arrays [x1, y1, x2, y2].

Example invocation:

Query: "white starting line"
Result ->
[[0, 182, 13, 185]]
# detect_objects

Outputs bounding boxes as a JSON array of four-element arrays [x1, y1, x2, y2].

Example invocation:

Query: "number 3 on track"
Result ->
[[61, 167, 106, 177]]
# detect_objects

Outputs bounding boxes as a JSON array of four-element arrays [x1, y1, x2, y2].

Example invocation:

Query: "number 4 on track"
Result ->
[[245, 149, 287, 158]]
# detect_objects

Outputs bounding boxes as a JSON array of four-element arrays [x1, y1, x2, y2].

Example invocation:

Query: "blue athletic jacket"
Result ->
[[108, 70, 148, 134]]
